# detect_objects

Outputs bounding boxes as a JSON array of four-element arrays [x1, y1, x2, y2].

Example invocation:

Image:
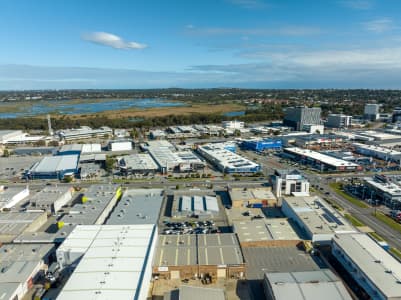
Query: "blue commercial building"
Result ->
[[26, 155, 79, 180], [241, 139, 282, 152]]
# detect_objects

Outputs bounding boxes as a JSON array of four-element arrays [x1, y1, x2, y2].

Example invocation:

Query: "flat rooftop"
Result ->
[[283, 196, 356, 236], [0, 211, 46, 236], [154, 234, 244, 267], [0, 243, 54, 262], [120, 153, 158, 170], [264, 270, 352, 300], [233, 218, 300, 243], [333, 233, 401, 299], [229, 188, 276, 202], [29, 185, 72, 206], [284, 147, 360, 168], [57, 224, 156, 300], [29, 155, 79, 173], [107, 189, 163, 225], [59, 184, 119, 225], [242, 246, 325, 280]]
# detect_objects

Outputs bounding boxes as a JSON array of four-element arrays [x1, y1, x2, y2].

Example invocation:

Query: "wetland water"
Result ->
[[0, 98, 186, 118]]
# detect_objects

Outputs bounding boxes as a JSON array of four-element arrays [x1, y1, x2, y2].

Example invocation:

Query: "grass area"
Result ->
[[329, 182, 369, 208], [368, 231, 385, 242], [344, 213, 364, 227], [390, 247, 401, 261], [373, 212, 401, 234]]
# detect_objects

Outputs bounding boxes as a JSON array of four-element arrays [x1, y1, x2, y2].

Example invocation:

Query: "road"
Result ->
[[309, 173, 401, 250]]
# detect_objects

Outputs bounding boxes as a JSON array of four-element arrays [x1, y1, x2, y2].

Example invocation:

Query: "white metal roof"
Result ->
[[333, 233, 401, 298], [57, 224, 156, 300], [285, 147, 359, 168], [30, 155, 78, 173]]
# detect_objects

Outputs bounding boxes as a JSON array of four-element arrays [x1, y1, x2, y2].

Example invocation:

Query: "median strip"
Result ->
[[329, 182, 369, 208]]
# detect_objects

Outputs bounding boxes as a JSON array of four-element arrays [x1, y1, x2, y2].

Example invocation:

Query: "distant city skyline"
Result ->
[[1, 0, 401, 89]]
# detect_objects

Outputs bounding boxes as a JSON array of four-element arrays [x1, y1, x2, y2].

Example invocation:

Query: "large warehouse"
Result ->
[[283, 147, 362, 172], [26, 155, 79, 179], [119, 154, 158, 175], [197, 143, 261, 173], [57, 224, 157, 300], [153, 234, 245, 280], [28, 186, 74, 213], [263, 270, 352, 300], [241, 139, 282, 152], [282, 196, 356, 244], [332, 233, 401, 300]]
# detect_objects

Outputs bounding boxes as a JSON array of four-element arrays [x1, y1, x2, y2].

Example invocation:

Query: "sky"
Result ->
[[1, 0, 401, 89]]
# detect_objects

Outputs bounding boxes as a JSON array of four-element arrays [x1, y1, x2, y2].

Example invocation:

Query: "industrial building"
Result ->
[[332, 233, 401, 300], [107, 189, 164, 225], [271, 169, 310, 198], [58, 143, 101, 156], [0, 130, 45, 144], [0, 186, 30, 211], [283, 147, 362, 172], [153, 234, 245, 280], [283, 106, 321, 131], [197, 143, 261, 173], [0, 243, 54, 300], [119, 153, 158, 175], [263, 270, 352, 300], [242, 245, 326, 300], [229, 188, 277, 208], [353, 142, 401, 162], [147, 140, 205, 173], [293, 134, 344, 148], [363, 174, 401, 209], [240, 138, 282, 152], [57, 224, 157, 300], [108, 140, 133, 151], [0, 211, 47, 243], [282, 196, 356, 244], [58, 126, 113, 141], [233, 218, 301, 247], [58, 184, 122, 226], [26, 154, 79, 179], [28, 185, 74, 213], [174, 194, 219, 217]]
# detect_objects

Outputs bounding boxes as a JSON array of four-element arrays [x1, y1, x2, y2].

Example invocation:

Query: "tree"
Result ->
[[2, 149, 10, 157], [233, 129, 241, 137], [105, 156, 115, 173]]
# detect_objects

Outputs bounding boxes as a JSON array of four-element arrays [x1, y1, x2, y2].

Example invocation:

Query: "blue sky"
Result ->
[[1, 0, 401, 89]]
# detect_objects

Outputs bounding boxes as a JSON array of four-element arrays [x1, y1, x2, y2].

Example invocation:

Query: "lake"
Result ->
[[0, 98, 186, 118]]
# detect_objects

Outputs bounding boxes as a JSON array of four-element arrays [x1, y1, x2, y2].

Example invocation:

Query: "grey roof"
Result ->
[[59, 184, 119, 225], [107, 189, 163, 225], [233, 218, 301, 243], [154, 234, 244, 267], [264, 270, 352, 300], [0, 243, 54, 262], [59, 144, 83, 153], [154, 235, 197, 266], [178, 286, 225, 300], [29, 185, 72, 207], [13, 224, 76, 244], [120, 154, 158, 170], [242, 246, 325, 280], [0, 212, 46, 236], [0, 186, 28, 209], [333, 233, 401, 298], [29, 155, 79, 173]]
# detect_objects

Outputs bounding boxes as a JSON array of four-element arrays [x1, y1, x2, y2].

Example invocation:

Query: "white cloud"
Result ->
[[363, 18, 394, 33], [81, 32, 147, 49], [339, 0, 373, 10]]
